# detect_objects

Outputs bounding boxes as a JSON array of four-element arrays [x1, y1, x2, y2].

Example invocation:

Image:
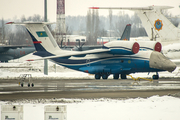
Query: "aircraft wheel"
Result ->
[[28, 83, 30, 87], [102, 73, 108, 79], [121, 74, 127, 79], [31, 83, 34, 87], [95, 74, 101, 79], [21, 83, 23, 87], [113, 74, 119, 79], [152, 75, 159, 79]]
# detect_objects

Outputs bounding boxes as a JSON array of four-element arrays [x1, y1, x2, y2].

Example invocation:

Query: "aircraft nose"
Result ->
[[149, 51, 176, 72]]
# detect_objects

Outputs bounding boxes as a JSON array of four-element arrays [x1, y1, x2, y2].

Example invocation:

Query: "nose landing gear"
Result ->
[[152, 72, 159, 79]]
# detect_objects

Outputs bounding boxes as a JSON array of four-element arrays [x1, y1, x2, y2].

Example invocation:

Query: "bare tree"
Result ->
[[86, 9, 92, 45], [0, 18, 6, 43], [86, 9, 100, 45], [109, 9, 112, 37]]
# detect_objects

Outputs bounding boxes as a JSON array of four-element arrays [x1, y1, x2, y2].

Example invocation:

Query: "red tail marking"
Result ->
[[89, 7, 99, 9], [6, 22, 14, 24], [27, 59, 34, 61], [33, 41, 42, 44]]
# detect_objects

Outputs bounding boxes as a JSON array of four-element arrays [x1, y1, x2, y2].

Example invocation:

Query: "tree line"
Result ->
[[0, 10, 180, 45]]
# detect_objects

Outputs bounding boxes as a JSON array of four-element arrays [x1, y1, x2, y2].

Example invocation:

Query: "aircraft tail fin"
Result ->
[[120, 24, 131, 40], [134, 6, 180, 42], [90, 6, 180, 42], [6, 22, 60, 56]]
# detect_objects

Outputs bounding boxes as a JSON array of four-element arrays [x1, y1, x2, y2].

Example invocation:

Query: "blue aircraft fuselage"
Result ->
[[48, 51, 161, 75]]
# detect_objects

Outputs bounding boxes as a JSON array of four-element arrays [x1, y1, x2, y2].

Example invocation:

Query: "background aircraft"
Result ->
[[123, 6, 180, 65], [7, 22, 176, 80], [72, 24, 132, 51], [90, 6, 180, 65], [0, 45, 35, 62]]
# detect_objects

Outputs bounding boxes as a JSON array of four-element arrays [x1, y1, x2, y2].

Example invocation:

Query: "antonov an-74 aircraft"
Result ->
[[7, 22, 176, 79]]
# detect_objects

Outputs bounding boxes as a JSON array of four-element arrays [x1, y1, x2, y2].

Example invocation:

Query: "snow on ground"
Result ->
[[1, 54, 180, 120], [1, 96, 180, 120]]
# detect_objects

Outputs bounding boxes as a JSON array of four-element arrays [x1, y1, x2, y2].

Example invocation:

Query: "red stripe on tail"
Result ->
[[33, 41, 42, 44]]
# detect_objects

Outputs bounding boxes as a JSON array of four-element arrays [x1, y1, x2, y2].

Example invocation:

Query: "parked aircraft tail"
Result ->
[[90, 6, 180, 43], [6, 22, 60, 56], [133, 6, 180, 42], [120, 24, 131, 40]]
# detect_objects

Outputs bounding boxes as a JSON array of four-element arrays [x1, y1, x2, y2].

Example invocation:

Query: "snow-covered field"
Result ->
[[1, 96, 180, 120], [0, 53, 180, 120]]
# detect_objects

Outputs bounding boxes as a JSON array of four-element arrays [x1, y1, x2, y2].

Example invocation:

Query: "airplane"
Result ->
[[6, 22, 176, 80], [0, 45, 35, 62], [72, 24, 132, 51], [89, 6, 180, 65], [89, 6, 179, 43]]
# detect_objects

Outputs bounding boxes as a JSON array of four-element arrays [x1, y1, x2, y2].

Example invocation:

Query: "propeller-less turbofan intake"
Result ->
[[103, 41, 139, 55], [138, 41, 162, 52]]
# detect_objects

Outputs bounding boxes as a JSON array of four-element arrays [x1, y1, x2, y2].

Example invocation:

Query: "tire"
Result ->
[[102, 73, 108, 79], [28, 83, 30, 87], [113, 74, 119, 79], [95, 74, 101, 79], [121, 74, 127, 79], [31, 83, 34, 87], [152, 75, 159, 79], [21, 83, 23, 87]]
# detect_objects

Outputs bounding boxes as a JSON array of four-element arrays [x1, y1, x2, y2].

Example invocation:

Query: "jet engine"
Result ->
[[138, 41, 162, 52], [104, 41, 139, 55]]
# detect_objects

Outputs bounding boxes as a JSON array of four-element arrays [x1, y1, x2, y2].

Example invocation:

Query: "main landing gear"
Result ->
[[95, 73, 127, 80], [95, 73, 109, 80], [113, 74, 119, 79], [95, 74, 101, 79], [113, 74, 127, 79], [94, 72, 160, 80]]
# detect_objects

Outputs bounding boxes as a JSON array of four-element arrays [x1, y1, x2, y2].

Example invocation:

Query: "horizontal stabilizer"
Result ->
[[6, 22, 55, 25], [89, 6, 173, 10]]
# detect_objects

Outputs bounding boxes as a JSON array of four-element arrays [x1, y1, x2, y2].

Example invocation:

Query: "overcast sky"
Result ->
[[0, 0, 180, 22]]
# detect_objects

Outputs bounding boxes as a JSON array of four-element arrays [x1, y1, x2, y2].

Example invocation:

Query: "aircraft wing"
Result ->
[[89, 6, 173, 10], [27, 49, 110, 61], [0, 45, 33, 53], [89, 6, 151, 10]]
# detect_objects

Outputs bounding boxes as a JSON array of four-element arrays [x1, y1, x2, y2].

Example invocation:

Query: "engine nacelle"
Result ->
[[104, 41, 139, 55], [138, 41, 162, 52]]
